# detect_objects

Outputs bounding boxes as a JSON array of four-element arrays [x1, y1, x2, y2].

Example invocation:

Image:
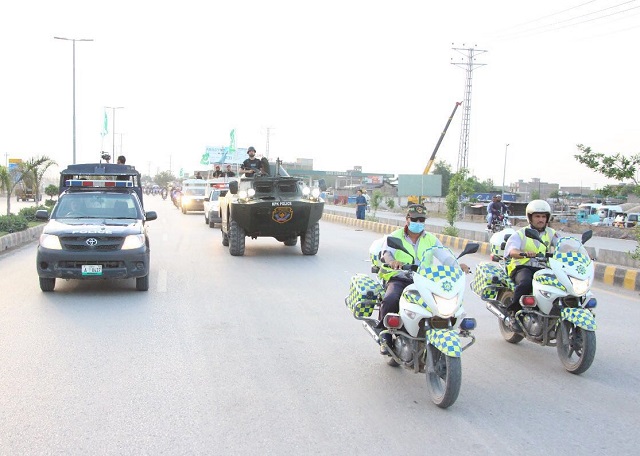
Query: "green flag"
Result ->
[[101, 111, 108, 137], [229, 129, 236, 152], [200, 150, 210, 165]]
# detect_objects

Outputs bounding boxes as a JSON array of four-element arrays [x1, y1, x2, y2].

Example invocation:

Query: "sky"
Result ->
[[1, 0, 638, 190]]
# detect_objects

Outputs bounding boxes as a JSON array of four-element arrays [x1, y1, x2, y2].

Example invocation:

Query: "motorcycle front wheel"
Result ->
[[556, 320, 596, 375], [425, 344, 461, 409]]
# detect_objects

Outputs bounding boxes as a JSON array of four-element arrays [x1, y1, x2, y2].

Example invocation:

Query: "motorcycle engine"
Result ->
[[395, 337, 414, 362], [522, 314, 542, 338]]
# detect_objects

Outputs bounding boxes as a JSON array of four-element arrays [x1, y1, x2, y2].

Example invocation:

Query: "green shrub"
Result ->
[[0, 215, 29, 233], [17, 205, 48, 222], [442, 225, 459, 237], [44, 199, 56, 208]]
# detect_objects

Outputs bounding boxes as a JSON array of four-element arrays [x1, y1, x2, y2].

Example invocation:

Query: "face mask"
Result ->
[[408, 222, 425, 233]]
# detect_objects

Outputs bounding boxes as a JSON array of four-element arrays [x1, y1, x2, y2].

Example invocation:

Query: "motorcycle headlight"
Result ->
[[121, 234, 145, 250], [40, 234, 62, 250], [569, 277, 589, 295], [433, 294, 458, 317]]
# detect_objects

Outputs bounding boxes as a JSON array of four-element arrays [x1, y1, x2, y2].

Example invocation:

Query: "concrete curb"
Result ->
[[322, 212, 640, 292], [0, 225, 45, 253]]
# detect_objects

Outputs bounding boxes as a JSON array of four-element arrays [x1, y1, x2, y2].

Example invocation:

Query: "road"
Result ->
[[1, 196, 638, 455]]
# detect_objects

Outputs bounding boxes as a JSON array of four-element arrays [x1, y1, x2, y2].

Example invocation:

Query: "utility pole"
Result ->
[[265, 127, 274, 159], [54, 36, 94, 164], [451, 44, 487, 172]]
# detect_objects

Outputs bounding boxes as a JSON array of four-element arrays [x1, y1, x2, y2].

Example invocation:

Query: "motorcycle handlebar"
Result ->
[[518, 252, 553, 258]]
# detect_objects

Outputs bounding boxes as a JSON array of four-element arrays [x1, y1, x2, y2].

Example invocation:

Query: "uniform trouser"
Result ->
[[509, 266, 541, 313], [377, 277, 412, 329], [356, 207, 366, 219]]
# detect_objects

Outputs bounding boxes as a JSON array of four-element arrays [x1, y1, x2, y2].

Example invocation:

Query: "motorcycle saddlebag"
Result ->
[[345, 274, 382, 319], [470, 262, 513, 300]]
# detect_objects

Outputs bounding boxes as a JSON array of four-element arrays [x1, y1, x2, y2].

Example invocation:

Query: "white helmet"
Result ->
[[526, 199, 551, 222]]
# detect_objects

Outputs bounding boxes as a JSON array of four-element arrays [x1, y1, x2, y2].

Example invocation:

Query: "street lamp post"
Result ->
[[54, 36, 93, 164], [502, 143, 509, 198], [105, 106, 124, 160]]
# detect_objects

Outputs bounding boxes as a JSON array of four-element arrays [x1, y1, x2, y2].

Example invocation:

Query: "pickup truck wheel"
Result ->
[[39, 277, 55, 292], [136, 274, 150, 291], [229, 220, 245, 256], [209, 217, 216, 228], [301, 222, 319, 255], [283, 237, 297, 246], [205, 214, 209, 225]]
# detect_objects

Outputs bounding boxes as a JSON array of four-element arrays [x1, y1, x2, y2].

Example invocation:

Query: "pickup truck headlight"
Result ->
[[39, 234, 62, 250], [121, 234, 145, 250]]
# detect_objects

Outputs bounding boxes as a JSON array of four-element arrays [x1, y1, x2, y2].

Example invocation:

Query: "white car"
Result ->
[[204, 189, 223, 228]]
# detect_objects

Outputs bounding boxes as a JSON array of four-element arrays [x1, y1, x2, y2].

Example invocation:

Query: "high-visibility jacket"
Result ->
[[379, 229, 438, 282], [506, 227, 556, 276]]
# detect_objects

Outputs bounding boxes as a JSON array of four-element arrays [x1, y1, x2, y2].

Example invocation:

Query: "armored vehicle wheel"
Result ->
[[209, 218, 216, 228], [229, 220, 246, 256], [204, 214, 209, 225], [39, 277, 55, 292], [222, 229, 229, 246], [283, 237, 297, 246], [136, 274, 150, 291], [301, 222, 319, 255]]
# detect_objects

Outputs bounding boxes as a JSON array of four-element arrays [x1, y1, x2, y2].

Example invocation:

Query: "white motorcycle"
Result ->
[[346, 237, 479, 408], [471, 229, 597, 374]]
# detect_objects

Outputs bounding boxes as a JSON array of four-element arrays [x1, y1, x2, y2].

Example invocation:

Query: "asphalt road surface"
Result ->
[[1, 196, 638, 455]]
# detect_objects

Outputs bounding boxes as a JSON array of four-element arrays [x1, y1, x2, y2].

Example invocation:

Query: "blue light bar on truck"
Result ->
[[65, 180, 133, 188]]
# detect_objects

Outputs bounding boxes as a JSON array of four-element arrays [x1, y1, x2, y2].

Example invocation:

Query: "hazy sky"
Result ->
[[1, 0, 638, 189]]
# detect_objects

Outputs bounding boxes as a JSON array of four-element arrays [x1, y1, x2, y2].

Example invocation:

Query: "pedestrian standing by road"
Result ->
[[224, 165, 236, 177], [355, 189, 367, 220]]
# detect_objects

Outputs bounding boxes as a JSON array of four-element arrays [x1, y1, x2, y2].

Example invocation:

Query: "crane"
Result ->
[[423, 101, 462, 174]]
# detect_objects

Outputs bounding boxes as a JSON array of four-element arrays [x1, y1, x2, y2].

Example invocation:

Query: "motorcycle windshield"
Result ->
[[553, 237, 591, 266], [415, 246, 463, 283]]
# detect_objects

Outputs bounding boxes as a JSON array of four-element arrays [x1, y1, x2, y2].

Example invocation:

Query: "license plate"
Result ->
[[82, 265, 102, 276]]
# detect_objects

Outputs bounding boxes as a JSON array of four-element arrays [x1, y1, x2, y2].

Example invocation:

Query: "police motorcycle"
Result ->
[[346, 237, 479, 408], [471, 228, 597, 374]]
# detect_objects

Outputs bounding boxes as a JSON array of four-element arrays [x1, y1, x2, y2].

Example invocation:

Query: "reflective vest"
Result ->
[[379, 229, 438, 282], [506, 226, 556, 276]]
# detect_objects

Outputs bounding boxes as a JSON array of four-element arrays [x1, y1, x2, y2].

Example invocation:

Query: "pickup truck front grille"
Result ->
[[60, 236, 123, 251]]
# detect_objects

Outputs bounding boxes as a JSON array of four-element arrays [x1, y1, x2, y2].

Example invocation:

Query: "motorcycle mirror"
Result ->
[[581, 230, 593, 244], [386, 237, 414, 260], [524, 228, 542, 243], [458, 242, 479, 258]]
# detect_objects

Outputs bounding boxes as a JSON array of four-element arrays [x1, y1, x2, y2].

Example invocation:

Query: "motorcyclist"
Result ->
[[487, 194, 509, 229], [504, 199, 559, 331], [376, 204, 471, 354]]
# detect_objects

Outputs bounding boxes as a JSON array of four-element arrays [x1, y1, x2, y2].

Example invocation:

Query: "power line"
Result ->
[[500, 0, 599, 31], [494, 0, 639, 40]]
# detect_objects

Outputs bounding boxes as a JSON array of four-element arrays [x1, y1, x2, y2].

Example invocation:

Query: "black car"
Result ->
[[218, 159, 324, 256], [36, 167, 157, 292]]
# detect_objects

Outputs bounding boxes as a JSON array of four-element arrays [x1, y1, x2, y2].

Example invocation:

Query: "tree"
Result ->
[[0, 157, 52, 215], [370, 190, 383, 217], [45, 184, 59, 200], [432, 160, 452, 195], [443, 168, 475, 236], [153, 170, 177, 188], [23, 155, 57, 203], [574, 144, 640, 192]]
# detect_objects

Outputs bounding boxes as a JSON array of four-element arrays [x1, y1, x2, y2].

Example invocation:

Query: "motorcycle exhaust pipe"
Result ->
[[486, 303, 507, 322], [362, 321, 380, 343]]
